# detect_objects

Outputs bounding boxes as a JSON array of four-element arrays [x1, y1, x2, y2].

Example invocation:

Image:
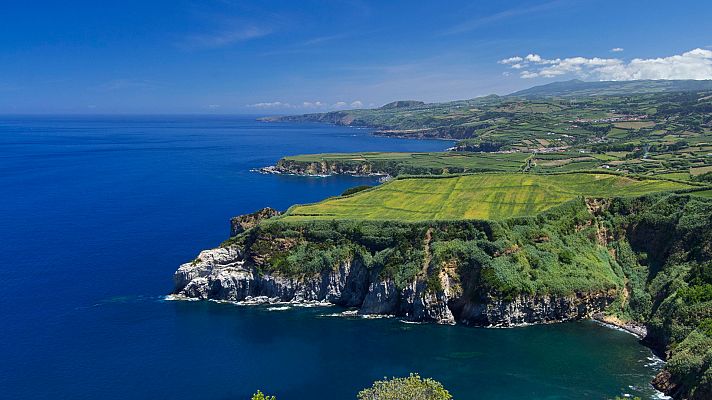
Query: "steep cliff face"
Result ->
[[271, 159, 379, 176], [173, 246, 459, 323], [172, 204, 617, 326], [172, 244, 613, 325]]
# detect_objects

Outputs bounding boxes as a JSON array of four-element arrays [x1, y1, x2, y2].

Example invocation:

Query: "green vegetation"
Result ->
[[341, 185, 373, 196], [250, 374, 451, 400], [357, 374, 452, 400], [251, 391, 276, 400], [242, 198, 622, 296], [599, 195, 712, 399], [268, 85, 712, 179], [510, 79, 712, 97], [282, 173, 694, 222], [276, 151, 529, 176]]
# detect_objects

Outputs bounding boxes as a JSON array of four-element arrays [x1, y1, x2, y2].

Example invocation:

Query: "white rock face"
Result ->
[[173, 246, 244, 292], [173, 244, 612, 326]]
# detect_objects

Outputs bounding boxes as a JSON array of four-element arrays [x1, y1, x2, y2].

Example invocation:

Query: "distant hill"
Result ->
[[380, 100, 426, 109], [509, 79, 712, 97]]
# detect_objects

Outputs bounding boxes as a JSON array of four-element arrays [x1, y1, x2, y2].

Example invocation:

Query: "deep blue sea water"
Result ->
[[0, 116, 664, 399]]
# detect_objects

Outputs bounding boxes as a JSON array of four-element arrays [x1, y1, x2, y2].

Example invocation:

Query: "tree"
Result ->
[[357, 373, 452, 400], [251, 390, 276, 400]]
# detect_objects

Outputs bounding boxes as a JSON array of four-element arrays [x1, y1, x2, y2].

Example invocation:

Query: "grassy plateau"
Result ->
[[282, 172, 694, 221]]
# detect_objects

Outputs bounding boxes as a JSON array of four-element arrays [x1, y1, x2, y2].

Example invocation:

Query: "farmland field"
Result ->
[[281, 172, 694, 221]]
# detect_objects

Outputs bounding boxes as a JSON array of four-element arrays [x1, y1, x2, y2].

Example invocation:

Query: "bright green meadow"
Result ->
[[282, 172, 694, 221]]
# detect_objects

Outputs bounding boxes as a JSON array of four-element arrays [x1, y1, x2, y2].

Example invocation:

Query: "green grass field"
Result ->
[[691, 189, 712, 199], [282, 173, 694, 221], [283, 151, 529, 173]]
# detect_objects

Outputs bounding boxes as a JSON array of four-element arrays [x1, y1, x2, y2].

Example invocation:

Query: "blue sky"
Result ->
[[1, 0, 711, 114]]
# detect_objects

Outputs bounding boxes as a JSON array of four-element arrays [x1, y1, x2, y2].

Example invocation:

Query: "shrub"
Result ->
[[251, 390, 276, 400], [357, 373, 452, 400], [342, 185, 373, 196]]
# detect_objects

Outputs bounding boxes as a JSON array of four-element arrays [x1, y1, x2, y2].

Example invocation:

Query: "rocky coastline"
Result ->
[[256, 164, 390, 179], [172, 207, 617, 327], [173, 244, 616, 326]]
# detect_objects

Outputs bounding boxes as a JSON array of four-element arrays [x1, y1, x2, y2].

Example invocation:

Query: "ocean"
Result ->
[[0, 115, 663, 399]]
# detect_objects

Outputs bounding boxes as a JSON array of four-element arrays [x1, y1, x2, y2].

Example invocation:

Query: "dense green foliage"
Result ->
[[341, 185, 373, 196], [599, 195, 712, 399], [357, 374, 452, 400], [235, 197, 621, 297], [251, 390, 276, 400], [282, 173, 693, 222]]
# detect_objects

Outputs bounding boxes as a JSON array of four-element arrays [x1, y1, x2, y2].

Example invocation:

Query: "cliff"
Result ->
[[173, 193, 712, 400], [173, 200, 624, 326], [174, 244, 615, 325], [267, 158, 382, 176]]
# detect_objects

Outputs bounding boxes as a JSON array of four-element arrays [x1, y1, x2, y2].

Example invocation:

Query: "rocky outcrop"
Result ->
[[175, 247, 368, 305], [261, 159, 385, 177], [230, 208, 280, 236], [455, 291, 615, 326], [173, 245, 612, 326]]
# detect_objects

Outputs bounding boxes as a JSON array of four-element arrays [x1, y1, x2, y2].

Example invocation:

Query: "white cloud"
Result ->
[[500, 48, 712, 80], [499, 56, 523, 65], [247, 101, 292, 109], [611, 47, 624, 52], [525, 53, 542, 63], [247, 100, 368, 111]]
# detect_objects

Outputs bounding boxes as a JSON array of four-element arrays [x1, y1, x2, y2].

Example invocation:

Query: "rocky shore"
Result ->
[[172, 208, 617, 326], [173, 245, 616, 326], [256, 159, 389, 178], [592, 313, 648, 338]]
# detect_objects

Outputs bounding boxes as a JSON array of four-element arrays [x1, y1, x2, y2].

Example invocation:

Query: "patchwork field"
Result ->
[[281, 173, 695, 221]]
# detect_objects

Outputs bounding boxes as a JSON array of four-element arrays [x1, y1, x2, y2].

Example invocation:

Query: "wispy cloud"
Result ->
[[300, 34, 350, 47], [442, 0, 567, 35], [258, 30, 380, 57], [611, 47, 624, 52], [179, 25, 272, 50], [499, 48, 712, 80]]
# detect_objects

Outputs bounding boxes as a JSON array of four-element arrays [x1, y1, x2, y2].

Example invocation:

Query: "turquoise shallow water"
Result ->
[[0, 116, 663, 399]]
